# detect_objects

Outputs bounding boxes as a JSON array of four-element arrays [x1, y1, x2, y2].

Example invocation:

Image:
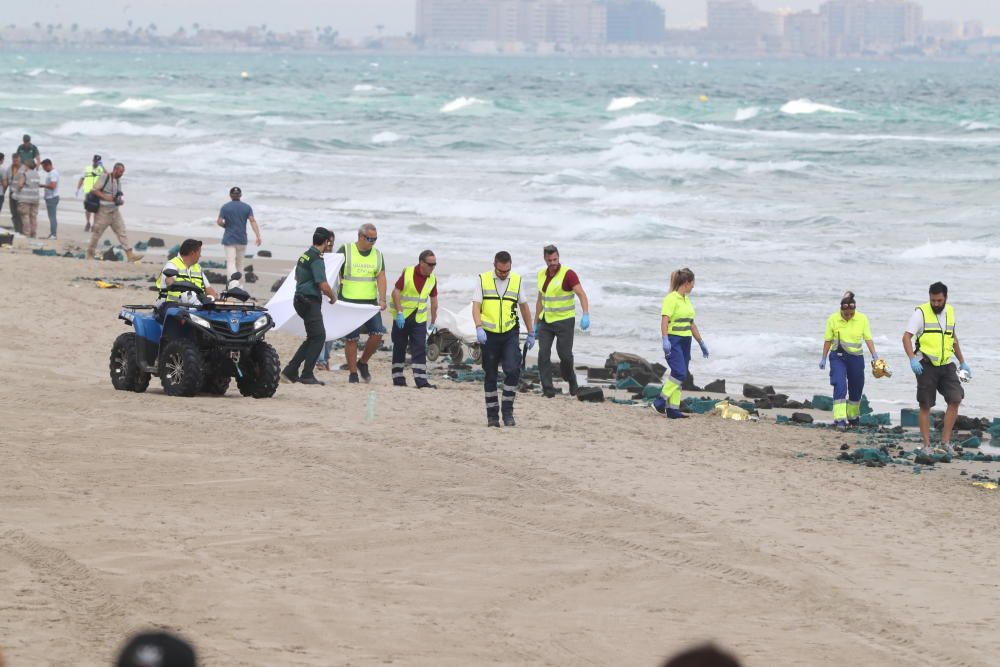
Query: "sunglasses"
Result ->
[[363, 235, 377, 243], [841, 304, 856, 310], [422, 261, 437, 267]]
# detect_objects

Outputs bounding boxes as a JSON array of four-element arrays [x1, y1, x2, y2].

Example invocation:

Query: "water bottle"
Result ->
[[365, 390, 377, 423]]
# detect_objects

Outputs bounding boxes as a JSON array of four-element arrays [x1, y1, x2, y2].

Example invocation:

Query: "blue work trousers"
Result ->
[[829, 351, 865, 420], [391, 316, 429, 386], [482, 328, 521, 418], [660, 335, 692, 408]]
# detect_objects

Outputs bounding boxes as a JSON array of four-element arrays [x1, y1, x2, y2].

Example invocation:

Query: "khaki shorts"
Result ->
[[916, 360, 964, 408]]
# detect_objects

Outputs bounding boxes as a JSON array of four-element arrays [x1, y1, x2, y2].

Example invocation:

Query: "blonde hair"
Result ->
[[670, 268, 695, 293]]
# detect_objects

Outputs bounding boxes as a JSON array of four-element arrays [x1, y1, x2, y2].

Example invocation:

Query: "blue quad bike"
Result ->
[[110, 270, 281, 398]]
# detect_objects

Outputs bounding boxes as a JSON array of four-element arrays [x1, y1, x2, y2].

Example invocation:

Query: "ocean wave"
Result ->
[[353, 83, 388, 93], [959, 120, 997, 131], [440, 97, 489, 113], [780, 99, 856, 115], [52, 120, 205, 138], [64, 86, 97, 95], [25, 68, 58, 77], [78, 99, 101, 107], [117, 97, 161, 111], [249, 115, 345, 126], [734, 106, 760, 121], [602, 113, 669, 130], [371, 131, 406, 145], [607, 96, 646, 112], [601, 142, 809, 173], [899, 240, 1000, 261]]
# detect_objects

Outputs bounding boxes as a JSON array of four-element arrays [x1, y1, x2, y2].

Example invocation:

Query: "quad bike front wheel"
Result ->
[[159, 339, 204, 397], [237, 341, 281, 398], [110, 332, 150, 393]]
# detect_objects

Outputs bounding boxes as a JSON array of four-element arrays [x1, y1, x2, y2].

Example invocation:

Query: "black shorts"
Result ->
[[916, 360, 964, 408]]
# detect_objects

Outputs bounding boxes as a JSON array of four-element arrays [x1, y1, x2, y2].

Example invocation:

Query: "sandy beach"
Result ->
[[2, 225, 1000, 666]]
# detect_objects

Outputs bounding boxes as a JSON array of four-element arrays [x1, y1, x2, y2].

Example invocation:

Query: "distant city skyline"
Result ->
[[3, 0, 998, 38]]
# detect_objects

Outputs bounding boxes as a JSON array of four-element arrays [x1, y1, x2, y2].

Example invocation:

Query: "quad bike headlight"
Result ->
[[254, 315, 269, 330], [188, 313, 211, 329]]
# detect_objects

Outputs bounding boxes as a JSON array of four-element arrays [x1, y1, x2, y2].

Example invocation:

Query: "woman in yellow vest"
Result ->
[[653, 268, 709, 419], [819, 291, 879, 429]]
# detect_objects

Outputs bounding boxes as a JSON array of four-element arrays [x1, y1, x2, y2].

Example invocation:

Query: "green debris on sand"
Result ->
[[838, 447, 892, 466], [811, 395, 834, 411]]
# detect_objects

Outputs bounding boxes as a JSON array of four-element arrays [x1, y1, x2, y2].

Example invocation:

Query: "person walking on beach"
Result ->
[[13, 158, 41, 238], [390, 249, 439, 388], [903, 282, 971, 452], [0, 153, 6, 219], [3, 154, 20, 233], [282, 227, 336, 386], [40, 159, 60, 239], [653, 268, 709, 419], [533, 244, 590, 398], [216, 186, 262, 285], [338, 223, 387, 384], [75, 154, 104, 232], [472, 251, 535, 427], [85, 162, 143, 262], [819, 291, 880, 430], [14, 134, 39, 168]]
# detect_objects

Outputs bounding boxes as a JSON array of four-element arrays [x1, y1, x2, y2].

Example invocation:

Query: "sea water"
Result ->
[[2, 53, 997, 414]]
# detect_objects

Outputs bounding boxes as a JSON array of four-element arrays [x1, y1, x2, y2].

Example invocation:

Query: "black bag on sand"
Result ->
[[577, 387, 604, 403]]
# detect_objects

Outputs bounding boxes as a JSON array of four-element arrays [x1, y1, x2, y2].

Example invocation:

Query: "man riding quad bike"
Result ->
[[110, 268, 280, 398]]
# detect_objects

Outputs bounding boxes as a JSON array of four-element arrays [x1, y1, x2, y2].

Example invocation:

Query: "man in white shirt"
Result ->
[[902, 281, 971, 452], [40, 159, 59, 239]]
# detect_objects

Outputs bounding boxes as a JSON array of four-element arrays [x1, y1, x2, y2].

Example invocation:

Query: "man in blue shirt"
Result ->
[[216, 186, 262, 285]]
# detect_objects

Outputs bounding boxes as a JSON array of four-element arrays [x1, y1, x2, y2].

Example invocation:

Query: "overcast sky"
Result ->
[[4, 0, 996, 38]]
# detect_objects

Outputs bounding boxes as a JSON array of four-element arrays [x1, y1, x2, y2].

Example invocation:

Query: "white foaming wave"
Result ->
[[25, 68, 57, 77], [607, 96, 646, 112], [249, 115, 346, 126], [64, 86, 97, 95], [780, 99, 857, 115], [610, 132, 690, 150], [900, 240, 1000, 261], [52, 120, 206, 138], [440, 97, 489, 113], [602, 142, 809, 173], [371, 131, 406, 145], [959, 120, 996, 131], [117, 97, 161, 111], [353, 83, 388, 93], [734, 106, 760, 121], [602, 113, 669, 130], [593, 190, 699, 208], [78, 99, 101, 107]]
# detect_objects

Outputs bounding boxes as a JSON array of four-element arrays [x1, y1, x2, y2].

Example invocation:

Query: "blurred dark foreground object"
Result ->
[[116, 631, 197, 667]]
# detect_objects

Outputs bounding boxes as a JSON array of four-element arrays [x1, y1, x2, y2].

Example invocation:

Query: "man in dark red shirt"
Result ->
[[390, 249, 439, 388], [533, 244, 590, 397]]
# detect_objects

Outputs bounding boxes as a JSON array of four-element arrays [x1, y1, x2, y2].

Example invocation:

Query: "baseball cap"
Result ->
[[93, 154, 103, 161], [115, 631, 197, 667], [229, 186, 242, 196]]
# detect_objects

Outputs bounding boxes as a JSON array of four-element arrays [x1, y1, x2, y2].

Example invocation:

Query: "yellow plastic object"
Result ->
[[871, 358, 892, 378], [712, 400, 750, 421], [95, 280, 123, 289], [972, 481, 998, 490], [698, 94, 709, 102]]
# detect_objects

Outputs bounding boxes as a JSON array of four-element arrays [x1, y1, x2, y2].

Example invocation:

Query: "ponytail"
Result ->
[[670, 268, 695, 293]]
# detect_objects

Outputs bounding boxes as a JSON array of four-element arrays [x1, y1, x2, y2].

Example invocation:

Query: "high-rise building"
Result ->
[[820, 0, 921, 55], [785, 10, 829, 57], [706, 0, 784, 53], [416, 0, 607, 46], [963, 20, 984, 40], [606, 0, 667, 43]]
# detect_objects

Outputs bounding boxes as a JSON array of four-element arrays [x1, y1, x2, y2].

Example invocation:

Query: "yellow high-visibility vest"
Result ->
[[340, 243, 383, 301], [157, 256, 206, 302], [537, 265, 575, 323], [916, 303, 956, 366], [479, 271, 521, 334], [391, 265, 436, 324]]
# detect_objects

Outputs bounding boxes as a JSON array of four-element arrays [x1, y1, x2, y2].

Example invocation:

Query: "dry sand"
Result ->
[[2, 230, 1000, 666]]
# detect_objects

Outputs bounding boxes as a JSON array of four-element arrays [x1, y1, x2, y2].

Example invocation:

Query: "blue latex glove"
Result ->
[[698, 340, 709, 358], [525, 333, 536, 350], [960, 362, 971, 377], [819, 355, 827, 370], [394, 312, 405, 329], [427, 321, 437, 335], [580, 313, 590, 331], [476, 327, 487, 345], [909, 357, 923, 375], [871, 352, 879, 361], [661, 335, 672, 356]]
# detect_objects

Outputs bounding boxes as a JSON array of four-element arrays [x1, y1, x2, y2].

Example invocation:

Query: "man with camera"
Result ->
[[85, 162, 143, 262]]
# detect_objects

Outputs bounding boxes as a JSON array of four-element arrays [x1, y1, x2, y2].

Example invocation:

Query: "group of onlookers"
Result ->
[[0, 134, 59, 239]]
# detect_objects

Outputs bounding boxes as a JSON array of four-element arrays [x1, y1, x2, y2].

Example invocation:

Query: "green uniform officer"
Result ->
[[282, 227, 336, 386]]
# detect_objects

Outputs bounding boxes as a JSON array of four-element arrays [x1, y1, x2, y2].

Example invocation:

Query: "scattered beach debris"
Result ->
[[147, 237, 165, 247], [257, 249, 272, 257]]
